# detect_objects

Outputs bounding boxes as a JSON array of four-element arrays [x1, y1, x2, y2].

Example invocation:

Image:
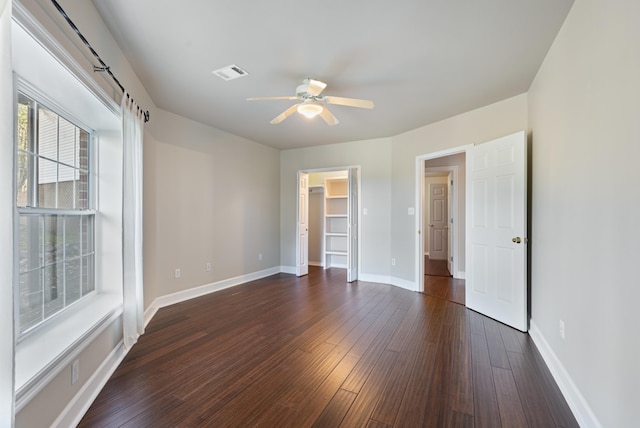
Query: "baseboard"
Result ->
[[358, 274, 418, 292], [146, 266, 283, 318], [455, 270, 466, 280], [327, 263, 347, 269], [358, 273, 391, 284], [390, 277, 418, 291], [529, 321, 602, 428], [280, 266, 296, 275], [309, 261, 324, 267], [51, 341, 127, 428]]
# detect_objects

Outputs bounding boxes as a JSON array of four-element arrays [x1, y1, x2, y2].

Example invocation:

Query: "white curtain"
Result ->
[[0, 1, 14, 425], [122, 93, 145, 349]]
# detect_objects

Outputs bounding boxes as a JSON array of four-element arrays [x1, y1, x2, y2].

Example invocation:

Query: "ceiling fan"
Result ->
[[247, 78, 374, 126]]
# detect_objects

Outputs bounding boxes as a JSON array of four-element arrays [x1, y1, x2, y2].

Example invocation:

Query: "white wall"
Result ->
[[527, 0, 640, 426], [280, 138, 393, 279], [143, 109, 280, 306]]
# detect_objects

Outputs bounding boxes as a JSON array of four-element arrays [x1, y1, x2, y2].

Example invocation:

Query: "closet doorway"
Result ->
[[296, 167, 360, 282]]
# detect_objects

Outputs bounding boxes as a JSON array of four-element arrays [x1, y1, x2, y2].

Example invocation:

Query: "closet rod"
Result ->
[[50, 0, 150, 122]]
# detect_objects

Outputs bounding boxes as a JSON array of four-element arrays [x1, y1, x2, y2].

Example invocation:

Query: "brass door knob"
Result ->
[[512, 237, 522, 244]]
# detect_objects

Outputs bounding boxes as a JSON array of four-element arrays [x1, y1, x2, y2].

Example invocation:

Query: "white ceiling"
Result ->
[[92, 0, 574, 150]]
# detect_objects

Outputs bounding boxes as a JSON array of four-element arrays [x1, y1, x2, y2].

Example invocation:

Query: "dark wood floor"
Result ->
[[79, 267, 577, 427], [423, 275, 466, 306]]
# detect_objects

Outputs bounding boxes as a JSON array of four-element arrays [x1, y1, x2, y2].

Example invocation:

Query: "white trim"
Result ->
[[390, 277, 418, 292], [359, 273, 418, 292], [15, 296, 122, 411], [309, 261, 324, 267], [455, 270, 466, 280], [145, 267, 282, 322], [529, 321, 602, 428], [51, 340, 127, 428], [280, 265, 296, 275]]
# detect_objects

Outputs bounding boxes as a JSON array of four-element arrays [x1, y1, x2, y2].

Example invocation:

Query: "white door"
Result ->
[[466, 131, 527, 332], [296, 172, 309, 276], [429, 183, 448, 260], [347, 168, 359, 282]]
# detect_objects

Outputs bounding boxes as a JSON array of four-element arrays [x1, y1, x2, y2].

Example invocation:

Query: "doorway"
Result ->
[[416, 147, 470, 304], [296, 167, 360, 282]]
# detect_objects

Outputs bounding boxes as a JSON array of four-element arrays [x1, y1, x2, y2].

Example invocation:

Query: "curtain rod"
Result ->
[[50, 0, 150, 123]]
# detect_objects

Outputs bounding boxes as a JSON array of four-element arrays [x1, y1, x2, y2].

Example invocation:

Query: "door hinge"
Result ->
[[450, 256, 453, 261]]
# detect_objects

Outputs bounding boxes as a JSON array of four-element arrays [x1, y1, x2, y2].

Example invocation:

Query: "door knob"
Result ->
[[429, 224, 434, 227], [512, 237, 522, 244]]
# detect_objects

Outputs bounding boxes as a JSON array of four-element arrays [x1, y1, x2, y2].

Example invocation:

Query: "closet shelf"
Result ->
[[326, 232, 348, 237], [325, 250, 347, 256]]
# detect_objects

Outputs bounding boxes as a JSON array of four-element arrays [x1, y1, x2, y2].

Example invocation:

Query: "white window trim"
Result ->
[[12, 13, 124, 410], [15, 294, 122, 411]]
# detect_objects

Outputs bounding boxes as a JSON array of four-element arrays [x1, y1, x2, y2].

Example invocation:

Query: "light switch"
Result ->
[[408, 207, 415, 215]]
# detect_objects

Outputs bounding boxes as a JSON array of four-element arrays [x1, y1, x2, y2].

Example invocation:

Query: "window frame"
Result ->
[[14, 79, 98, 341]]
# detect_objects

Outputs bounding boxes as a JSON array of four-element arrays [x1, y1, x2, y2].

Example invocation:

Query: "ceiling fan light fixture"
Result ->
[[297, 102, 323, 119]]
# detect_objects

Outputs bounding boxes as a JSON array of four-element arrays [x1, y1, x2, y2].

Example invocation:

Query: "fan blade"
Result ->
[[270, 104, 299, 124], [306, 79, 327, 96], [247, 96, 298, 101], [323, 96, 374, 109], [319, 105, 340, 126]]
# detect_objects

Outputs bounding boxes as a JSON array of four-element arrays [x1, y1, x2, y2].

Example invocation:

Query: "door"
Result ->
[[296, 171, 309, 276], [466, 131, 527, 331], [347, 168, 358, 282], [429, 183, 448, 260]]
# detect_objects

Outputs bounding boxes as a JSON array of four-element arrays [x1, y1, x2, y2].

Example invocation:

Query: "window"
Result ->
[[16, 92, 95, 336]]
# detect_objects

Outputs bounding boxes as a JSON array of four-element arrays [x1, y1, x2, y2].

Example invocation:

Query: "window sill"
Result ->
[[15, 293, 122, 410]]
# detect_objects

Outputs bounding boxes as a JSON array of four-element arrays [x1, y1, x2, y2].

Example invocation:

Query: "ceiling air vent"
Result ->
[[212, 64, 249, 81]]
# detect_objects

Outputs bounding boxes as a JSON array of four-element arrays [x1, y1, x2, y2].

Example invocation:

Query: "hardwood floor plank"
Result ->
[[483, 316, 511, 370], [447, 410, 475, 428], [492, 366, 529, 428], [340, 306, 407, 393], [369, 300, 431, 425], [393, 335, 440, 426], [311, 389, 357, 428], [295, 353, 360, 427], [423, 320, 455, 427], [517, 335, 580, 428], [449, 305, 474, 416], [366, 419, 392, 428], [507, 350, 557, 428], [340, 349, 399, 427], [498, 322, 525, 354], [79, 268, 577, 427], [471, 330, 502, 428]]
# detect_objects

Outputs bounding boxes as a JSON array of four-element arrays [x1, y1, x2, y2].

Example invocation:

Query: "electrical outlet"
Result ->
[[259, 253, 262, 261], [408, 207, 415, 215], [206, 263, 211, 272], [559, 320, 565, 340], [71, 359, 79, 385], [391, 258, 396, 266], [175, 268, 181, 278], [363, 208, 368, 215]]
